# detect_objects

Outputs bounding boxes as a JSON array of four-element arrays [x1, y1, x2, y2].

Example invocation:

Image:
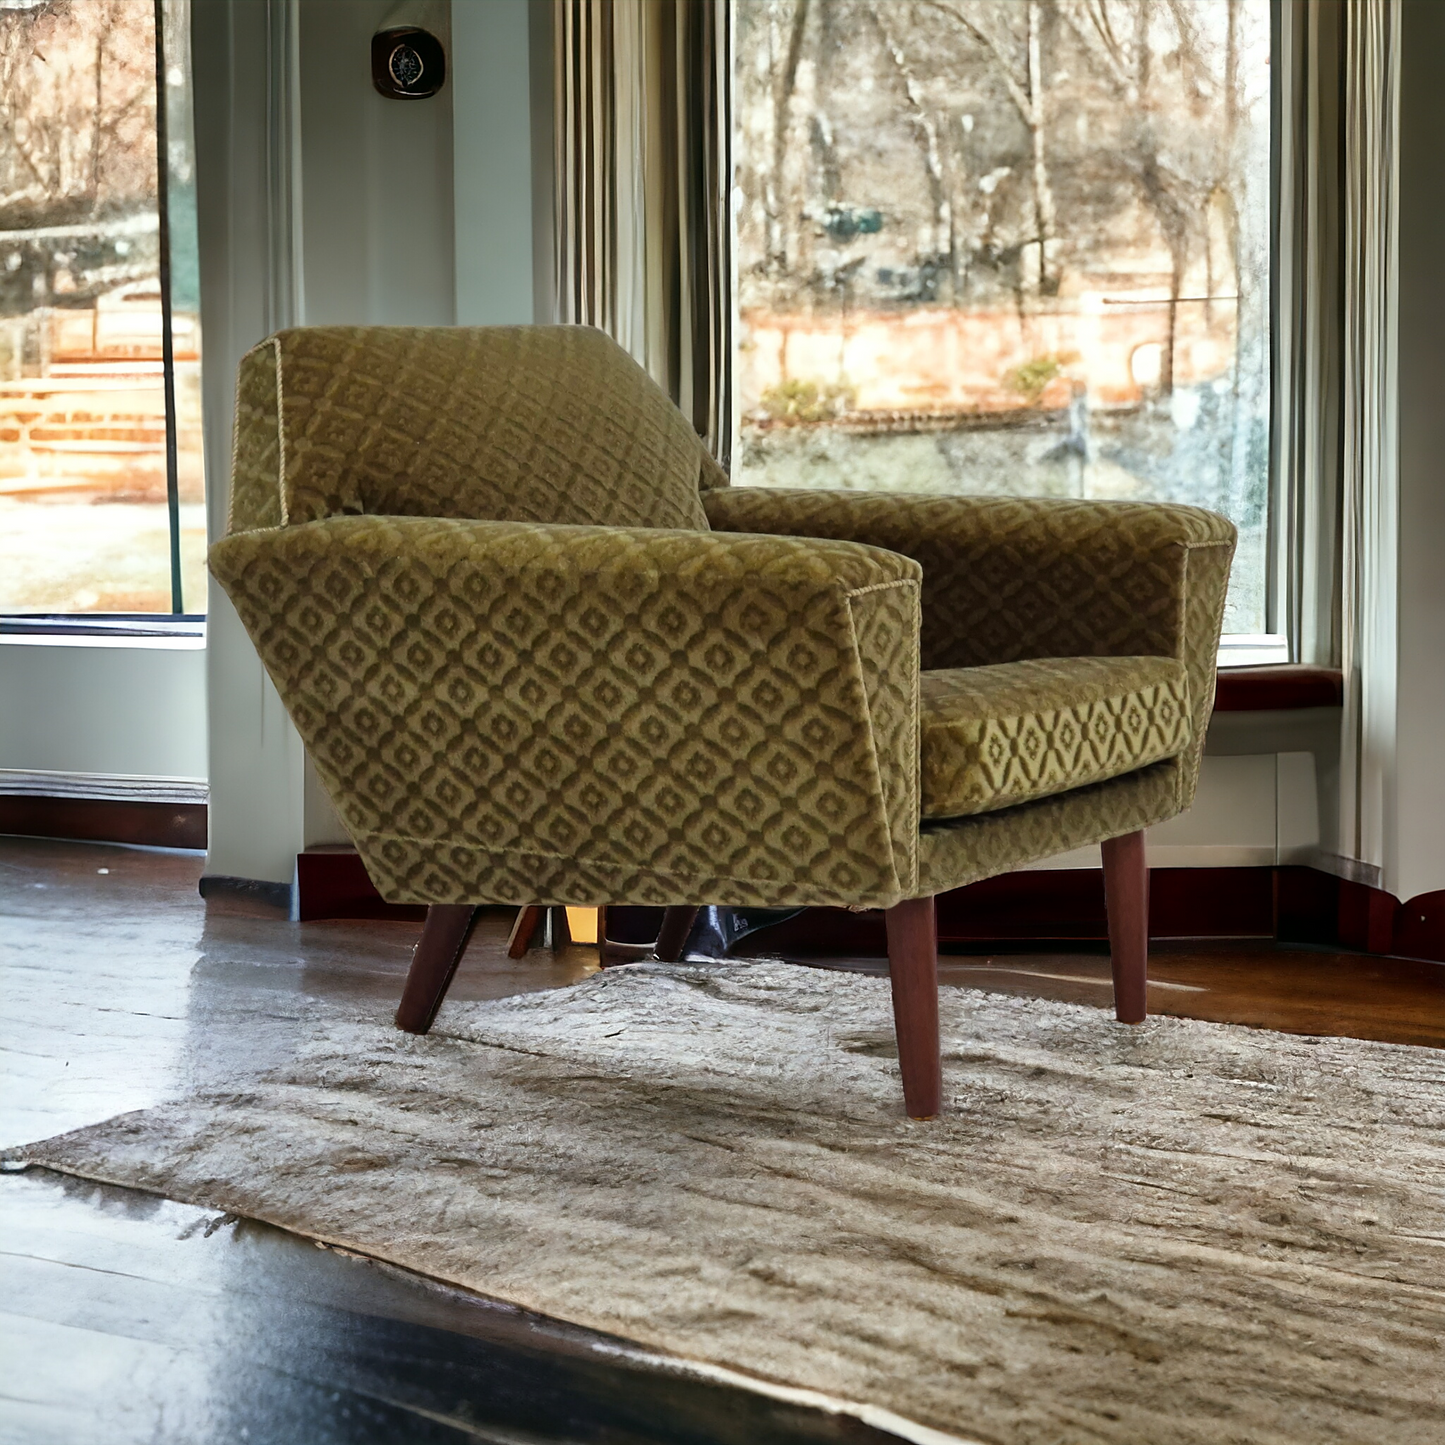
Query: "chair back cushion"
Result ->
[[227, 325, 723, 535]]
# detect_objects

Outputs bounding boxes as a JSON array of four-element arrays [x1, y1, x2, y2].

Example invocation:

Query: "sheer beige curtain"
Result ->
[[1337, 0, 1401, 888], [1275, 0, 1399, 886], [554, 0, 733, 465], [1273, 1, 1344, 670]]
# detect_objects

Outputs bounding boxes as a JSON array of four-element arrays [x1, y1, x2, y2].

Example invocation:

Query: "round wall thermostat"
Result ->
[[372, 26, 446, 99]]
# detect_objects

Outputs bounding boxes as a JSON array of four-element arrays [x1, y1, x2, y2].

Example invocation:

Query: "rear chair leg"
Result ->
[[885, 895, 942, 1119], [653, 906, 700, 963], [396, 904, 479, 1034], [1102, 829, 1149, 1023], [506, 905, 545, 959]]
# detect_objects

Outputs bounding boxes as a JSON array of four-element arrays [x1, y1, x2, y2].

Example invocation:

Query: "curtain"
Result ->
[[1337, 0, 1401, 888], [1272, 1, 1344, 670], [553, 0, 733, 466]]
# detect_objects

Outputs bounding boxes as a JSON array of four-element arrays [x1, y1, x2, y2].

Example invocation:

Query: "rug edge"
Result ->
[[4, 1157, 987, 1445]]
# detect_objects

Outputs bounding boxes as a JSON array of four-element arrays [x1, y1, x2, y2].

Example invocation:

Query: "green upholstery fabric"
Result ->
[[704, 488, 1234, 817], [228, 325, 719, 536], [212, 326, 1235, 908], [704, 488, 1235, 899], [919, 656, 1190, 819], [211, 517, 922, 906]]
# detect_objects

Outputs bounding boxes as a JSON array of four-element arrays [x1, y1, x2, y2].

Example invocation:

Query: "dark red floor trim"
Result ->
[[295, 846, 426, 922], [287, 846, 1444, 964], [0, 795, 206, 851]]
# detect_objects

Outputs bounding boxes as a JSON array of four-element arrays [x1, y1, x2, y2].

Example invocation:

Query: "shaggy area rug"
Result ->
[[10, 960, 1445, 1445]]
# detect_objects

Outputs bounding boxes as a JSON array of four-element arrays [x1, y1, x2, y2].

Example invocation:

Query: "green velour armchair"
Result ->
[[211, 324, 1235, 1118]]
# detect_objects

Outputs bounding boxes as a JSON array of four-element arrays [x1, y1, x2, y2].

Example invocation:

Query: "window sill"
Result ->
[[1217, 634, 1290, 668], [0, 616, 206, 649]]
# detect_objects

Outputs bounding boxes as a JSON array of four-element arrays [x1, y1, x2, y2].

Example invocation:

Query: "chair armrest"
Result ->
[[210, 518, 923, 907], [705, 488, 1235, 794]]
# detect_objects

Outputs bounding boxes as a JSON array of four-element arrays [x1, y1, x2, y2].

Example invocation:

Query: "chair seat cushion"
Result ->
[[919, 656, 1191, 819]]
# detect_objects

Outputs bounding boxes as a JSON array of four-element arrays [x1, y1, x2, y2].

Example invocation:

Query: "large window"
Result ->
[[734, 0, 1272, 636], [0, 0, 204, 618]]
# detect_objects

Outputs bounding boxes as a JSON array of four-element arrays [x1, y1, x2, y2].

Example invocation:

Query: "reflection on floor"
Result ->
[[3, 836, 1441, 1444]]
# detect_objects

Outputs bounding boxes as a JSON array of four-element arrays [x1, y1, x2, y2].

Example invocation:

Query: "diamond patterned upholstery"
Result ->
[[919, 656, 1191, 819], [228, 325, 723, 536], [212, 326, 1235, 909]]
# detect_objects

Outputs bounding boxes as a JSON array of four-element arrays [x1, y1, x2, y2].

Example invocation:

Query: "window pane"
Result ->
[[734, 0, 1271, 633], [0, 0, 205, 615]]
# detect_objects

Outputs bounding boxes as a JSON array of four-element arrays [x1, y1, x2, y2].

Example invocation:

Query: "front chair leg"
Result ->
[[1102, 829, 1149, 1023], [396, 904, 479, 1034], [885, 895, 942, 1119]]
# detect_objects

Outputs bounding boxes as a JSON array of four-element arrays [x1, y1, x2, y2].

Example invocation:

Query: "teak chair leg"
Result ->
[[396, 904, 479, 1034], [1102, 829, 1149, 1024], [654, 906, 700, 962], [885, 895, 942, 1119], [549, 905, 571, 948], [506, 905, 545, 959]]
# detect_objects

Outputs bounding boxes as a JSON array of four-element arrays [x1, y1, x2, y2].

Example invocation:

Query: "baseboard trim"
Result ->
[[287, 847, 1445, 964], [1, 793, 207, 850]]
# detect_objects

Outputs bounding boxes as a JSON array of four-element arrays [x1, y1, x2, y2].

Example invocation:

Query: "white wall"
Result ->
[[452, 0, 535, 326], [193, 0, 310, 883], [0, 639, 206, 783], [298, 0, 458, 328]]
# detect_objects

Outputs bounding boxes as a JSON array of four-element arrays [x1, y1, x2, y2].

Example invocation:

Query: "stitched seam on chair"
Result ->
[[845, 578, 917, 601], [845, 579, 920, 895], [1178, 539, 1231, 811], [907, 587, 920, 892], [354, 831, 881, 891], [272, 336, 289, 527], [227, 338, 271, 536], [844, 590, 896, 895]]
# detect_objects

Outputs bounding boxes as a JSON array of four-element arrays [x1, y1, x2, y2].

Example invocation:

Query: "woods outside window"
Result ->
[[733, 0, 1274, 642], [0, 0, 204, 620]]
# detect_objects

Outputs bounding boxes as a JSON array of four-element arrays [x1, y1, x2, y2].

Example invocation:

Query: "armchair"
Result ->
[[211, 325, 1234, 1118]]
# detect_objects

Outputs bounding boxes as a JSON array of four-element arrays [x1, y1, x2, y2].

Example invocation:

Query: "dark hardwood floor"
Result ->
[[793, 942, 1445, 1049], [2, 835, 1441, 1444], [0, 838, 899, 1445]]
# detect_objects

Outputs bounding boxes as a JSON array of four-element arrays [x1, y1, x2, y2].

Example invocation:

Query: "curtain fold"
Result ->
[[1272, 0, 1344, 670], [1337, 0, 1401, 888], [553, 0, 733, 466]]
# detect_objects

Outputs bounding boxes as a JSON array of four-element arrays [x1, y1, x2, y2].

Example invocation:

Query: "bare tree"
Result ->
[[0, 1, 156, 231], [920, 0, 1061, 296], [866, 4, 953, 286]]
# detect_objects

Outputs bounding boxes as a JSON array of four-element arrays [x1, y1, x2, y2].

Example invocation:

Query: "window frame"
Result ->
[[728, 0, 1293, 667], [0, 0, 201, 635]]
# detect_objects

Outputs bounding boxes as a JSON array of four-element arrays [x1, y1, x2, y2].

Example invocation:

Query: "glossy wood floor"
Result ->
[[798, 941, 1445, 1049], [3, 837, 1442, 1444]]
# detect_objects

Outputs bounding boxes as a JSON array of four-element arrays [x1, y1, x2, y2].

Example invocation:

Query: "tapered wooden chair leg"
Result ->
[[396, 904, 479, 1034], [885, 895, 942, 1119], [549, 906, 572, 948], [597, 905, 618, 966], [1102, 829, 1149, 1024], [506, 905, 545, 959], [654, 906, 700, 963]]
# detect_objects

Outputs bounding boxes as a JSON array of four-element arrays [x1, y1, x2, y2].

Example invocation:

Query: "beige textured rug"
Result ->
[[11, 960, 1445, 1444]]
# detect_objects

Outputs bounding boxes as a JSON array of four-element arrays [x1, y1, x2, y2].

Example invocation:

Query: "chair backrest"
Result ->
[[227, 325, 727, 535]]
